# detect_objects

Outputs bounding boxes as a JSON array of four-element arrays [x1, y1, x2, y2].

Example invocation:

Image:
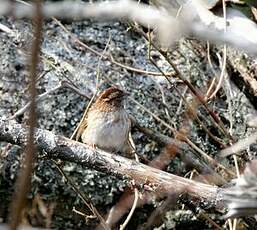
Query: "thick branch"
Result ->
[[0, 120, 221, 205]]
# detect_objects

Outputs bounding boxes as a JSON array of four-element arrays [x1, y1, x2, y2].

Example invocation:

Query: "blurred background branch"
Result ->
[[0, 0, 257, 54]]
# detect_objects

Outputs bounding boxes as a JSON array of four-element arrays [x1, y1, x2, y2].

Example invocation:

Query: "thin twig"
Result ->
[[10, 84, 62, 120], [53, 18, 175, 77], [52, 160, 110, 230], [146, 52, 232, 176], [208, 0, 227, 100], [119, 187, 139, 230], [199, 211, 223, 230], [10, 80, 89, 120], [205, 41, 218, 99], [119, 138, 139, 229], [149, 54, 226, 148], [134, 25, 234, 141], [219, 1, 237, 228], [148, 27, 236, 179]]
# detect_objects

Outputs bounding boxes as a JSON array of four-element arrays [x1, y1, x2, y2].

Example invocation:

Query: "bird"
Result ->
[[75, 87, 133, 156]]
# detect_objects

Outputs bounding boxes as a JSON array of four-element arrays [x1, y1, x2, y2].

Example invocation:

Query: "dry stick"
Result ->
[[129, 96, 221, 170], [187, 105, 225, 148], [136, 26, 233, 141], [52, 160, 110, 230], [176, 86, 188, 116], [154, 79, 173, 121], [205, 42, 218, 99], [24, 70, 51, 94], [216, 53, 240, 177], [9, 2, 43, 230], [119, 187, 139, 230], [138, 51, 233, 176], [61, 80, 90, 99], [135, 117, 209, 170], [188, 173, 223, 230], [72, 207, 94, 219], [0, 22, 14, 34], [10, 80, 89, 120], [198, 211, 223, 230], [0, 121, 220, 205], [208, 0, 228, 100], [53, 18, 175, 77], [119, 139, 139, 230], [164, 52, 233, 140], [141, 26, 236, 177], [10, 84, 62, 120], [40, 53, 92, 100], [132, 117, 226, 182], [149, 54, 225, 149], [127, 75, 177, 118], [40, 55, 84, 94], [143, 194, 178, 229]]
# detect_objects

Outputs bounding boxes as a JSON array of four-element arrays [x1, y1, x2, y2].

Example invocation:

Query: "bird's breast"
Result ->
[[81, 110, 130, 152]]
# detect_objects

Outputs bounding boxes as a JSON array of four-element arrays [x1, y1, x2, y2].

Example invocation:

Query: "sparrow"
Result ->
[[76, 87, 133, 156]]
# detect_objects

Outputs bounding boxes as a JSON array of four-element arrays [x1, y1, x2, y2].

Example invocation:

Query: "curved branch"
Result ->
[[0, 120, 221, 204]]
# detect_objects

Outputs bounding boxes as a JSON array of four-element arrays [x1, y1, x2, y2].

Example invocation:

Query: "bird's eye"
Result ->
[[108, 92, 120, 100]]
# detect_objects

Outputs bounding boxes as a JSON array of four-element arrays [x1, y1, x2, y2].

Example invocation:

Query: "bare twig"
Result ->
[[9, 2, 43, 229], [52, 160, 110, 230], [134, 25, 234, 141], [148, 51, 226, 148], [207, 0, 227, 100], [119, 187, 139, 230], [220, 131, 257, 158], [198, 210, 223, 230], [10, 84, 62, 120], [119, 139, 139, 230], [53, 18, 175, 77], [10, 80, 89, 120]]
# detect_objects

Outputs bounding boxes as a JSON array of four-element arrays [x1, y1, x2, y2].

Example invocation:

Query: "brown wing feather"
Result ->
[[75, 112, 89, 142]]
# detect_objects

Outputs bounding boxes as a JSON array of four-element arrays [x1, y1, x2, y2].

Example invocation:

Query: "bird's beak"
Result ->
[[122, 91, 129, 97]]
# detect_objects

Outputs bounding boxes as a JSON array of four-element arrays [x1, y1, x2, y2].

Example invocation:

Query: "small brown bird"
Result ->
[[76, 87, 133, 155]]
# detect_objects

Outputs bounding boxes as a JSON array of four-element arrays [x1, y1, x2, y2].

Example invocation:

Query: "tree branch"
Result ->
[[0, 120, 222, 205]]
